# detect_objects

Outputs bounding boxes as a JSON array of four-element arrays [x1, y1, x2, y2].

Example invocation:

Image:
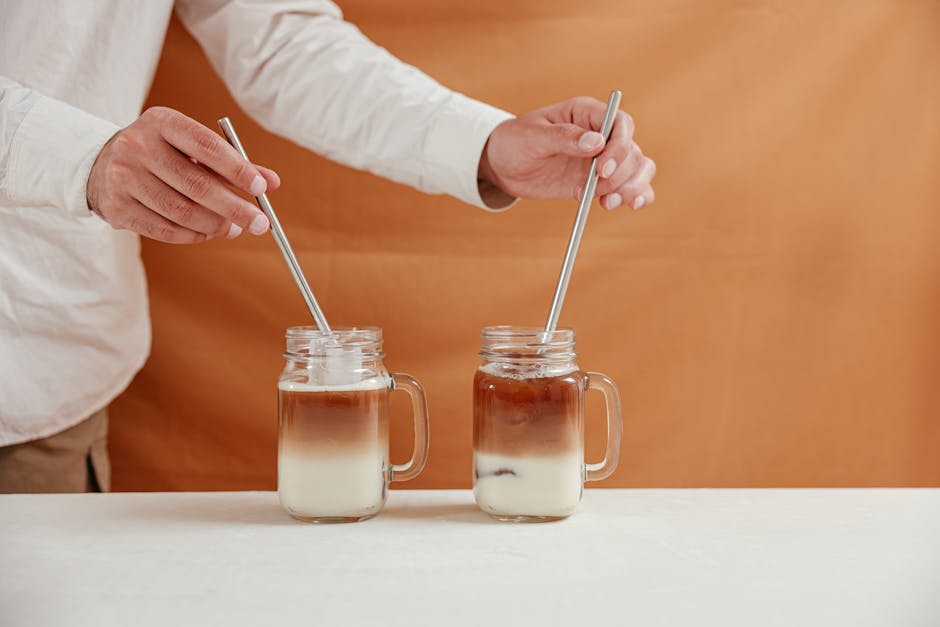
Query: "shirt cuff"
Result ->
[[7, 95, 119, 217], [423, 91, 517, 211]]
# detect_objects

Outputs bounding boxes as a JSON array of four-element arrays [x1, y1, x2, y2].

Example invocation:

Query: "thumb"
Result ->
[[533, 123, 605, 158]]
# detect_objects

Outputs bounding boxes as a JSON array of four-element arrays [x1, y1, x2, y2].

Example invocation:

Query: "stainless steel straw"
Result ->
[[217, 117, 333, 334], [544, 90, 622, 333]]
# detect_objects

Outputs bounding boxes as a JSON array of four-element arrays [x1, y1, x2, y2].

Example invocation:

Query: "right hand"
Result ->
[[86, 106, 280, 244], [479, 97, 656, 211]]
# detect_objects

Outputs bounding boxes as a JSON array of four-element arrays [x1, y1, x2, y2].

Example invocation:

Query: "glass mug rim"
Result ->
[[479, 325, 577, 361], [285, 325, 384, 360], [287, 324, 381, 336], [481, 324, 574, 339]]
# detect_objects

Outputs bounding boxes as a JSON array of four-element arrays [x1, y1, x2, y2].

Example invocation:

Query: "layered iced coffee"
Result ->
[[473, 361, 584, 520], [278, 377, 389, 522], [472, 325, 622, 521]]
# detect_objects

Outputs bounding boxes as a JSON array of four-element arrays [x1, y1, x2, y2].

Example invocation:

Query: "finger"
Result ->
[[601, 185, 655, 211], [152, 108, 268, 195], [129, 172, 234, 238], [200, 159, 278, 193], [198, 165, 270, 237], [634, 186, 655, 210], [189, 156, 280, 194], [607, 157, 656, 210], [558, 96, 635, 139], [550, 96, 607, 129], [550, 98, 638, 169], [601, 191, 624, 210], [530, 122, 605, 158], [256, 164, 281, 191], [107, 197, 207, 244], [596, 111, 636, 179], [150, 142, 270, 234], [596, 142, 643, 196]]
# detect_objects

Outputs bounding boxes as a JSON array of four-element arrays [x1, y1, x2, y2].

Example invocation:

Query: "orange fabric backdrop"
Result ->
[[110, 0, 940, 490]]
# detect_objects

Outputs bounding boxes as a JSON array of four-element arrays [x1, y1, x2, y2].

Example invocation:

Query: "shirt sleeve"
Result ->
[[174, 0, 516, 210], [0, 76, 119, 217]]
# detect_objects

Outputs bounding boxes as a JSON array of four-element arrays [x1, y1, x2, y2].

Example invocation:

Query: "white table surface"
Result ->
[[1, 489, 938, 627]]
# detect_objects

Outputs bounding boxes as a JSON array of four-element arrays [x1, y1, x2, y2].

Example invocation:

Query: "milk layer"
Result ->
[[473, 450, 583, 518], [278, 448, 387, 519]]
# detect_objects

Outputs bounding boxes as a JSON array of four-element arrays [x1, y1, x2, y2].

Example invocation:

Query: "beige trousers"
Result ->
[[0, 408, 111, 493]]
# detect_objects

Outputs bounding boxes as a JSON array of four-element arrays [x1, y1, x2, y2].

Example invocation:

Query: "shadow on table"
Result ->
[[122, 495, 297, 527], [121, 495, 512, 527], [379, 502, 504, 525]]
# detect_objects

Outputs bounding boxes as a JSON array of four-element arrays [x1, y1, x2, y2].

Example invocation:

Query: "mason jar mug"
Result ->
[[473, 326, 622, 522], [277, 326, 429, 523]]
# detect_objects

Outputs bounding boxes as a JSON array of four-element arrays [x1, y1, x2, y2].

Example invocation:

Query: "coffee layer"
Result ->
[[473, 369, 582, 456], [278, 387, 389, 452]]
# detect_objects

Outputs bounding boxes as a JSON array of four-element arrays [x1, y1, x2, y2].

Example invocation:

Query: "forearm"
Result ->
[[175, 0, 513, 209]]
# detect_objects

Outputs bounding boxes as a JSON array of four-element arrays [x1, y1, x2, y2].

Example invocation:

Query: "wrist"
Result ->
[[476, 127, 516, 210], [85, 161, 100, 217], [477, 134, 499, 191], [85, 130, 119, 218]]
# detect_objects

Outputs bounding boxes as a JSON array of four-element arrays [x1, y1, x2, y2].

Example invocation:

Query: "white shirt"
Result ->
[[0, 0, 513, 446]]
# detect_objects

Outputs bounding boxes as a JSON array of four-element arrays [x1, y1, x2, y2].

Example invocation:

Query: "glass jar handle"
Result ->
[[584, 371, 623, 482], [390, 373, 430, 483]]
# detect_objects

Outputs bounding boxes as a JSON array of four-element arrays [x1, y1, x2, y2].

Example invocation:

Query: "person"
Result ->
[[0, 0, 657, 493]]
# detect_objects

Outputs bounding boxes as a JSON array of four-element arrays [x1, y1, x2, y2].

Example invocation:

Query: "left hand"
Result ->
[[478, 97, 656, 210]]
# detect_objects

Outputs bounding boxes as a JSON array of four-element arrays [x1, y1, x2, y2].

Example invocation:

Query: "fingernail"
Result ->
[[633, 196, 646, 210], [601, 159, 616, 178], [249, 175, 266, 196], [606, 193, 622, 210], [248, 213, 269, 235], [578, 132, 604, 151], [226, 223, 243, 239]]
